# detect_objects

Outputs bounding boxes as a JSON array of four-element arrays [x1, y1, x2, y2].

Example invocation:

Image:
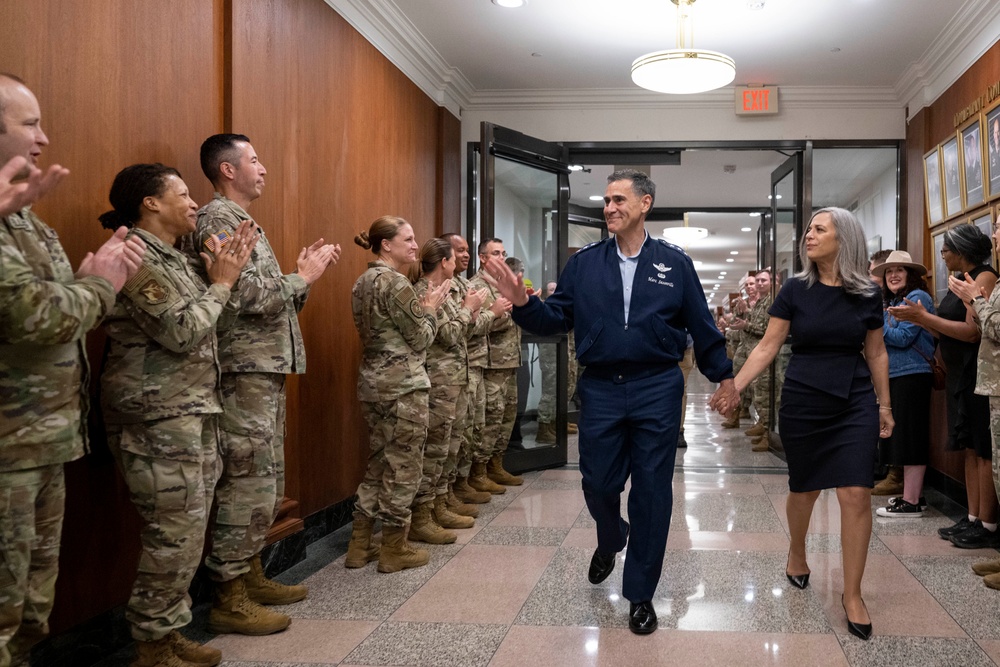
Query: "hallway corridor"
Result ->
[[106, 376, 1000, 666]]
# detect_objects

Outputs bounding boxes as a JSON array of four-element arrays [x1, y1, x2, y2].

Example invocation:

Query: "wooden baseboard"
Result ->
[[266, 496, 303, 544]]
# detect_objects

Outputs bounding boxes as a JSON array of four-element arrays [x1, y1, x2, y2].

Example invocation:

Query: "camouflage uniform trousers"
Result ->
[[0, 464, 65, 667], [440, 383, 469, 492], [750, 354, 772, 427], [458, 367, 487, 476], [733, 342, 751, 413], [679, 347, 694, 430], [991, 396, 1000, 498], [537, 343, 557, 424], [108, 416, 221, 641], [205, 373, 285, 582], [355, 390, 429, 527], [483, 368, 518, 459], [414, 383, 463, 506]]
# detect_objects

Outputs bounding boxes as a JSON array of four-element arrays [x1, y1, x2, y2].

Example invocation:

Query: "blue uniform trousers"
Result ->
[[578, 366, 682, 603]]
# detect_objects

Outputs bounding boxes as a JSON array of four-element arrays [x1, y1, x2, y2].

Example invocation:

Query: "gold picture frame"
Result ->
[[985, 97, 1000, 201], [924, 146, 944, 226], [960, 115, 986, 210], [942, 136, 963, 219]]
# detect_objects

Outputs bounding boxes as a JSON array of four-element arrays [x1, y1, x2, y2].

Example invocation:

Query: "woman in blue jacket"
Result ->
[[871, 251, 936, 517]]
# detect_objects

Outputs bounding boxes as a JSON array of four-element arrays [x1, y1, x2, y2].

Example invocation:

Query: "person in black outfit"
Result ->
[[711, 207, 893, 641], [889, 225, 999, 546]]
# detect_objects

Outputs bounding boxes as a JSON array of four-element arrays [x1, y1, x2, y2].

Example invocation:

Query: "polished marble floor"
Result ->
[[99, 375, 1000, 666]]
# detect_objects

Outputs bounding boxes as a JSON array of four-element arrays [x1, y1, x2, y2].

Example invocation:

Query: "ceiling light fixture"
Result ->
[[491, 0, 525, 7], [662, 212, 709, 246], [740, 227, 752, 232], [631, 0, 736, 95]]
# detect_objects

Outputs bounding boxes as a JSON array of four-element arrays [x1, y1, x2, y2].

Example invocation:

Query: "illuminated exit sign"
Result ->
[[735, 86, 779, 115]]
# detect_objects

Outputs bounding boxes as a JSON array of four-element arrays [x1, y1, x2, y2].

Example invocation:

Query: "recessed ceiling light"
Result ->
[[730, 251, 739, 255], [741, 227, 752, 232], [568, 164, 584, 171], [492, 0, 525, 7], [726, 258, 734, 263], [749, 212, 762, 217], [589, 195, 604, 201], [720, 271, 727, 274]]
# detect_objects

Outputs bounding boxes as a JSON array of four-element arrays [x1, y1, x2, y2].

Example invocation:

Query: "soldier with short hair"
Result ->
[[0, 74, 145, 666], [743, 269, 773, 451], [187, 134, 340, 635], [469, 239, 523, 489]]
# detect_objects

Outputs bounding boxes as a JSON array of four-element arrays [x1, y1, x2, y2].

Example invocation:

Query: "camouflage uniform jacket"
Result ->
[[415, 276, 473, 386], [743, 294, 773, 341], [101, 228, 234, 425], [459, 272, 497, 370], [469, 268, 520, 369], [0, 207, 115, 470], [189, 193, 308, 374], [353, 260, 441, 401], [972, 287, 1000, 396]]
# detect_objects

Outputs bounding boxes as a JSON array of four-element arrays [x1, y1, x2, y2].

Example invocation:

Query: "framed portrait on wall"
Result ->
[[924, 147, 944, 225], [942, 136, 963, 218], [970, 207, 996, 271], [961, 117, 985, 209], [931, 224, 951, 304], [986, 98, 1000, 200]]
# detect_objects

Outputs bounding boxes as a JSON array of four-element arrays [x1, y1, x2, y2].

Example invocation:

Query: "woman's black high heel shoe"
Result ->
[[786, 572, 810, 589], [842, 595, 873, 640]]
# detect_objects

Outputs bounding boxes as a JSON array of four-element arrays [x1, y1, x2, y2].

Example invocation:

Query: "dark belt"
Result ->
[[583, 362, 677, 384]]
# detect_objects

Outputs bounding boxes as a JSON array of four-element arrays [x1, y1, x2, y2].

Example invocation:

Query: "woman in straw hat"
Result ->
[[870, 251, 936, 519]]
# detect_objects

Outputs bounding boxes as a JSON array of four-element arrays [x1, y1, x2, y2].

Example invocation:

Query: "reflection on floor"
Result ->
[[97, 375, 1000, 667]]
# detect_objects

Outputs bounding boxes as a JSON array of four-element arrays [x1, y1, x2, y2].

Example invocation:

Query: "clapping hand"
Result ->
[[421, 279, 452, 312]]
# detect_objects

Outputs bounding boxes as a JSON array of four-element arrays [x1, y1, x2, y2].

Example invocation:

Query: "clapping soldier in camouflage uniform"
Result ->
[[187, 134, 340, 635], [408, 239, 487, 544], [443, 234, 511, 503], [469, 239, 523, 490], [743, 269, 773, 452], [0, 74, 145, 667], [98, 164, 257, 667], [346, 217, 450, 573]]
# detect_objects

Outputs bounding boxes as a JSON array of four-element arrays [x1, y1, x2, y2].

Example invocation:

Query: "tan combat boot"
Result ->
[[408, 501, 457, 544], [745, 421, 766, 437], [535, 421, 556, 444], [468, 461, 506, 495], [567, 422, 579, 434], [446, 486, 479, 517], [207, 576, 291, 635], [721, 413, 740, 429], [487, 453, 523, 486], [166, 630, 222, 667], [871, 467, 903, 496], [131, 637, 190, 667], [434, 494, 474, 529], [973, 559, 1000, 576], [454, 477, 492, 504], [751, 433, 770, 452], [345, 512, 380, 568], [984, 571, 1000, 590], [377, 525, 430, 573], [245, 553, 307, 605]]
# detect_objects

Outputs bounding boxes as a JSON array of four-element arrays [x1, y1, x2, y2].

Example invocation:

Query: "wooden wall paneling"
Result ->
[[229, 0, 448, 516], [0, 0, 225, 632], [928, 41, 1000, 148], [437, 108, 463, 235]]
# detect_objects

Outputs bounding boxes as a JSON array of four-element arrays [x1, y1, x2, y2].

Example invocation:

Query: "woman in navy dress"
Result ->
[[711, 207, 893, 641]]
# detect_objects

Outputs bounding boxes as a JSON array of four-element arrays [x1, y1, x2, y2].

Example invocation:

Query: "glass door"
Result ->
[[765, 151, 808, 454], [478, 122, 571, 473]]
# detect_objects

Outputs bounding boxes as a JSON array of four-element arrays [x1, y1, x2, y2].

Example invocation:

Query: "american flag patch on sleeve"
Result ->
[[204, 229, 233, 254]]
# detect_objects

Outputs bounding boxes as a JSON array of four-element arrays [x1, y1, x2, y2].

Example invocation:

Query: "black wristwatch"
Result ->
[[970, 295, 986, 306]]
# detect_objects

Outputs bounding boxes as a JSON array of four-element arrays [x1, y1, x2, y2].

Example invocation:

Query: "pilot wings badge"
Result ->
[[652, 262, 672, 279]]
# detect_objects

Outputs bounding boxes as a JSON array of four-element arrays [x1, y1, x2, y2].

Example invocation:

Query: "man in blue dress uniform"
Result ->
[[486, 169, 735, 634]]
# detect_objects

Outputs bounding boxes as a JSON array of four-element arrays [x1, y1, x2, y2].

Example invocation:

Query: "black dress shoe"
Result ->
[[629, 600, 657, 635], [588, 550, 616, 584], [842, 595, 872, 641], [785, 572, 810, 589]]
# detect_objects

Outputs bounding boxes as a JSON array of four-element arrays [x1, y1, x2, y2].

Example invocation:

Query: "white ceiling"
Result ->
[[327, 0, 998, 306]]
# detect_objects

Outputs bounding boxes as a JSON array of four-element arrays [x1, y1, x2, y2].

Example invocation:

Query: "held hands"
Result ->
[[203, 220, 259, 289], [886, 297, 928, 323], [708, 379, 740, 417], [948, 273, 986, 306], [0, 157, 69, 218], [421, 279, 452, 312], [296, 238, 341, 285], [484, 256, 529, 307], [76, 226, 147, 292]]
